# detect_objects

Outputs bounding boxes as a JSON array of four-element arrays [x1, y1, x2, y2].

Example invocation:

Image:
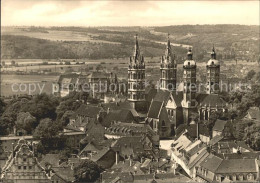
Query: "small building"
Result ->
[[1, 139, 50, 183], [146, 100, 172, 138], [197, 154, 260, 182], [244, 107, 260, 121]]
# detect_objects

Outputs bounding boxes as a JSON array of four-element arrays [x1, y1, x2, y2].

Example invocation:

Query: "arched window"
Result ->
[[205, 110, 209, 120], [150, 119, 153, 129], [238, 174, 243, 181], [247, 174, 254, 180], [162, 71, 166, 78], [232, 175, 236, 181], [162, 120, 166, 127]]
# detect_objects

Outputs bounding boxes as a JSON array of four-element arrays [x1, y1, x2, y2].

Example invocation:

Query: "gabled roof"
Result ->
[[102, 109, 136, 127], [172, 92, 183, 107], [52, 166, 75, 182], [200, 154, 223, 172], [216, 151, 260, 160], [145, 88, 158, 103], [147, 101, 163, 119], [87, 71, 110, 79], [217, 141, 253, 152], [106, 122, 149, 137], [111, 160, 143, 174], [102, 172, 134, 183], [216, 159, 258, 173], [246, 107, 260, 120], [79, 143, 101, 156], [212, 120, 228, 132], [100, 101, 133, 111], [40, 154, 60, 167], [153, 90, 171, 103], [75, 104, 102, 117], [58, 73, 79, 83], [91, 147, 112, 162], [186, 143, 207, 158], [175, 124, 210, 139], [188, 148, 209, 169], [196, 94, 226, 107], [111, 136, 146, 155], [209, 135, 223, 146]]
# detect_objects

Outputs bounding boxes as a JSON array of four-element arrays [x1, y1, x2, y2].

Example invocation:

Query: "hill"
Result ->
[[1, 25, 259, 61]]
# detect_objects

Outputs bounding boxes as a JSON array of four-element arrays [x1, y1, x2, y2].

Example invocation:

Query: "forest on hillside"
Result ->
[[1, 25, 259, 61]]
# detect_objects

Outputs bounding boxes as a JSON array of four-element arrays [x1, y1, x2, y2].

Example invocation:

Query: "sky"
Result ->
[[2, 1, 259, 26]]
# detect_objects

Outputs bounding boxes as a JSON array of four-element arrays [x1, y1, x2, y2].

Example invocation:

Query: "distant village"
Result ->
[[0, 35, 260, 183]]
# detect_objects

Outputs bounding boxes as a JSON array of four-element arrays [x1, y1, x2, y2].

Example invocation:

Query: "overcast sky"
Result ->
[[2, 1, 259, 26]]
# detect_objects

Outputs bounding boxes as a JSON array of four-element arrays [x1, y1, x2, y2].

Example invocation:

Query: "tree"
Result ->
[[0, 98, 6, 116], [56, 92, 81, 120], [0, 118, 10, 136], [74, 159, 104, 183], [15, 112, 36, 134], [245, 70, 256, 80], [33, 118, 62, 150], [96, 64, 103, 71], [59, 110, 75, 127], [21, 94, 59, 122], [33, 118, 60, 140]]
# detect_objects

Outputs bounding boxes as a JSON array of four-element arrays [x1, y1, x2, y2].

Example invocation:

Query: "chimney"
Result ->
[[32, 142, 35, 154], [12, 143, 15, 158], [107, 108, 110, 114], [115, 151, 118, 165], [130, 157, 132, 166], [197, 122, 200, 140], [13, 126, 17, 136]]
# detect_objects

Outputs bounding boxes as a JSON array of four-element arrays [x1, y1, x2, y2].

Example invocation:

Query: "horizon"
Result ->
[[2, 24, 259, 27], [2, 1, 259, 26]]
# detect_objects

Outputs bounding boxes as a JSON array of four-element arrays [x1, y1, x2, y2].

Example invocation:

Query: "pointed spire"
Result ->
[[164, 33, 173, 62], [211, 44, 216, 59], [187, 47, 193, 60], [167, 33, 171, 48], [133, 34, 140, 59]]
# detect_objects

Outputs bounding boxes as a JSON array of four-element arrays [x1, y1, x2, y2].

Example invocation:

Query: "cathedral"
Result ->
[[128, 35, 227, 138]]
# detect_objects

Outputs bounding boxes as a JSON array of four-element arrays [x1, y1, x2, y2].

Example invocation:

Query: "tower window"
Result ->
[[162, 120, 166, 127], [162, 71, 166, 78]]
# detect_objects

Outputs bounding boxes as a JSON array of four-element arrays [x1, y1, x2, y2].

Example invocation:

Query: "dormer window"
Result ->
[[247, 173, 254, 180], [232, 175, 236, 181], [238, 174, 243, 181]]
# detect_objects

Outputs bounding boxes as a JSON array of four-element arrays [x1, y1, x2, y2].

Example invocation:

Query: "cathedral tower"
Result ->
[[206, 46, 220, 94], [160, 34, 177, 91], [181, 47, 197, 124], [128, 35, 146, 111]]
